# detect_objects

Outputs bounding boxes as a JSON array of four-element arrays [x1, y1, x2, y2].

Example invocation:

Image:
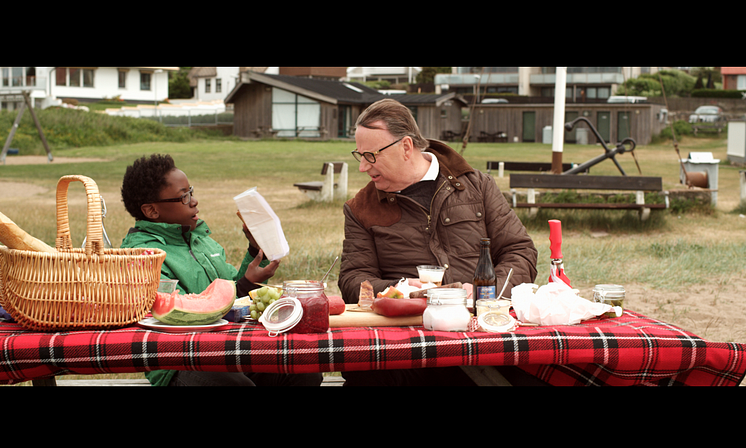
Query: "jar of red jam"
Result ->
[[279, 280, 329, 334]]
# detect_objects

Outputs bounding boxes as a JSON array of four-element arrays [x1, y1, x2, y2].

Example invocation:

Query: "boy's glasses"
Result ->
[[153, 186, 193, 205], [351, 137, 403, 163]]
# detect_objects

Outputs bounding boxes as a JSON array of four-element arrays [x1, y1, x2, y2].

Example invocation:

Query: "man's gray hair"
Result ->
[[355, 98, 429, 151]]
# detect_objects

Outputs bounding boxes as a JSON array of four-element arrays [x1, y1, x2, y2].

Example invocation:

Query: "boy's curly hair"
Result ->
[[121, 154, 176, 221]]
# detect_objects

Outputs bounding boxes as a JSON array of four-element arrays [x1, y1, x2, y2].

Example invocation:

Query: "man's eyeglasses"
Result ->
[[152, 186, 194, 205], [351, 137, 403, 163]]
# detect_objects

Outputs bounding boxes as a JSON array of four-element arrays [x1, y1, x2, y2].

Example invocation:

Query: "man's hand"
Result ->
[[407, 278, 424, 288]]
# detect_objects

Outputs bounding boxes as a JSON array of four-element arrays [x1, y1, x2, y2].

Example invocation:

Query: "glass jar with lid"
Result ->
[[259, 280, 329, 335], [593, 284, 625, 318], [422, 288, 471, 332]]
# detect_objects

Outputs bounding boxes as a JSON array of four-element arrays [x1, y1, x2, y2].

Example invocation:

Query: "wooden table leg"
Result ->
[[32, 377, 57, 386], [460, 366, 512, 386]]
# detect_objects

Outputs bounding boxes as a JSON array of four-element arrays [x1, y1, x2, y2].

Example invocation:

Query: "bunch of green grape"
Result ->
[[250, 286, 281, 320]]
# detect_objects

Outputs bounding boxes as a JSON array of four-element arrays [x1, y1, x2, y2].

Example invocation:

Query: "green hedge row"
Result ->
[[691, 89, 746, 98]]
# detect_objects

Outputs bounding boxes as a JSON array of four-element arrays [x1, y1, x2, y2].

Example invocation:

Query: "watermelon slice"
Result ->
[[152, 279, 236, 325]]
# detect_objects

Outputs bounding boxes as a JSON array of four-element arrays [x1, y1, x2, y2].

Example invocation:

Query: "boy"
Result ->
[[121, 154, 321, 387]]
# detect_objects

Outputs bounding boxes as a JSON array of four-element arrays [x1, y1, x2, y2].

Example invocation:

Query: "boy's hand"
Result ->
[[244, 249, 280, 284]]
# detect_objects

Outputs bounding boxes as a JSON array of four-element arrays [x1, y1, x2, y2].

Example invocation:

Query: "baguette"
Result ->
[[0, 211, 56, 253]]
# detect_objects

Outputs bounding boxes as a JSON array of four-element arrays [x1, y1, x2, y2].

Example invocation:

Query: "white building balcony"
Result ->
[[0, 76, 48, 93], [530, 72, 625, 85]]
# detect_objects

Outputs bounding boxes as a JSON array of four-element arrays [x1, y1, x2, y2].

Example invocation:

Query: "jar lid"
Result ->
[[426, 288, 468, 305], [258, 297, 303, 336], [478, 312, 517, 333], [593, 284, 625, 298], [283, 280, 324, 290], [593, 284, 625, 292]]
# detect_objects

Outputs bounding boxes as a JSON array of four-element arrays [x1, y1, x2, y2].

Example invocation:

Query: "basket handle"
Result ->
[[56, 175, 104, 256]]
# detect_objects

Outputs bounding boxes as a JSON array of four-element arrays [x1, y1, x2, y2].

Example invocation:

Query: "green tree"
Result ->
[[416, 67, 451, 84], [169, 67, 192, 99], [691, 67, 721, 89], [615, 69, 696, 97]]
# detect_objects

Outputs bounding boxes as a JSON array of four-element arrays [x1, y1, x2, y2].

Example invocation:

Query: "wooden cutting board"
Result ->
[[329, 304, 422, 327]]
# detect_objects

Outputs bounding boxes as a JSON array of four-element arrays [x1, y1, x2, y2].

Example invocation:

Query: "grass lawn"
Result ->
[[3, 136, 743, 290], [2, 135, 745, 384]]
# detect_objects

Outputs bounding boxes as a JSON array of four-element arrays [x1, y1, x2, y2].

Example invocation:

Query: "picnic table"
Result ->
[[1, 309, 744, 386]]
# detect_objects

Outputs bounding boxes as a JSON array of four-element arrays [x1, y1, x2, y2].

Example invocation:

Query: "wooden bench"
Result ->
[[477, 131, 508, 143], [251, 126, 278, 138], [293, 162, 348, 202], [487, 161, 588, 177], [509, 173, 668, 221], [692, 122, 726, 136], [441, 130, 462, 141]]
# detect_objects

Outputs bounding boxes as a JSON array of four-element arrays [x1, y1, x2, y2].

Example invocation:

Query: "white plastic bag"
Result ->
[[511, 282, 621, 326]]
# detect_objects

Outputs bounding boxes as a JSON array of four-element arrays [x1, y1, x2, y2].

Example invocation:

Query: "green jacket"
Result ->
[[121, 219, 264, 386]]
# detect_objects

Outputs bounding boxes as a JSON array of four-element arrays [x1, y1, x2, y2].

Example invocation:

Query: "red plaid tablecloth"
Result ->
[[1, 310, 744, 386]]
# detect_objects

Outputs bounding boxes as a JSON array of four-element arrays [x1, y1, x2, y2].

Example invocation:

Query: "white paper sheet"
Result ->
[[233, 187, 289, 261]]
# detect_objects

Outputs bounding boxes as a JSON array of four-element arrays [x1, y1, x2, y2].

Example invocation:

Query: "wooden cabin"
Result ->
[[224, 72, 468, 141], [461, 102, 668, 145]]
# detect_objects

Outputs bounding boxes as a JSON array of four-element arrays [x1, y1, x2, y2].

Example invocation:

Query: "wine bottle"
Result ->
[[472, 238, 496, 312]]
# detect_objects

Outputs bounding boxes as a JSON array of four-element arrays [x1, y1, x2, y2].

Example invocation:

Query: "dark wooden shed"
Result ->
[[224, 72, 468, 141], [461, 102, 668, 146]]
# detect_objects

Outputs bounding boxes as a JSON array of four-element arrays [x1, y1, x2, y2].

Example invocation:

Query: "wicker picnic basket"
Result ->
[[0, 175, 166, 332]]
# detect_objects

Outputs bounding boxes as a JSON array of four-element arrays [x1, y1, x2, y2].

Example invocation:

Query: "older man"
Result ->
[[338, 99, 539, 386], [339, 98, 537, 304]]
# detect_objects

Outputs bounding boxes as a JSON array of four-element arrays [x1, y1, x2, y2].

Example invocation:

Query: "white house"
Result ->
[[345, 67, 421, 84], [188, 67, 242, 102], [0, 66, 177, 110]]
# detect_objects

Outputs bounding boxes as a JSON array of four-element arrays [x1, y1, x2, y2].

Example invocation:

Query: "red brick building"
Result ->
[[720, 67, 746, 90]]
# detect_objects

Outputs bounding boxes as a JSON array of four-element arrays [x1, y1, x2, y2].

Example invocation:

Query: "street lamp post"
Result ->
[[154, 69, 163, 122]]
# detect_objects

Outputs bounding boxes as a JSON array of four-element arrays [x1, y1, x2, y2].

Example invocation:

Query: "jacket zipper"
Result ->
[[181, 230, 199, 262], [422, 180, 448, 231]]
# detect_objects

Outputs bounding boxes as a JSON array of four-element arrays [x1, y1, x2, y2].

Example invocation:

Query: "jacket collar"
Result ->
[[347, 140, 475, 230], [375, 139, 474, 203], [130, 219, 210, 243]]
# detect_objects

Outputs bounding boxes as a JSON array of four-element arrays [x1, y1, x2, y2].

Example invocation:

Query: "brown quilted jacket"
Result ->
[[338, 139, 538, 303]]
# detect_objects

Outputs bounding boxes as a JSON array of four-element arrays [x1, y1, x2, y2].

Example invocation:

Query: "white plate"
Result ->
[[137, 317, 231, 333]]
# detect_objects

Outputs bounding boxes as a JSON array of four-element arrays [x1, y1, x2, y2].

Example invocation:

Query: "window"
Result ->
[[459, 67, 518, 74], [118, 70, 127, 88], [582, 86, 611, 99], [542, 67, 622, 74], [271, 87, 321, 137], [69, 68, 81, 87], [486, 86, 518, 94], [82, 69, 94, 87], [541, 87, 571, 98], [54, 68, 95, 87], [12, 67, 22, 86], [216, 78, 222, 93], [140, 72, 152, 90], [205, 79, 211, 93], [56, 68, 66, 86], [738, 75, 746, 90]]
